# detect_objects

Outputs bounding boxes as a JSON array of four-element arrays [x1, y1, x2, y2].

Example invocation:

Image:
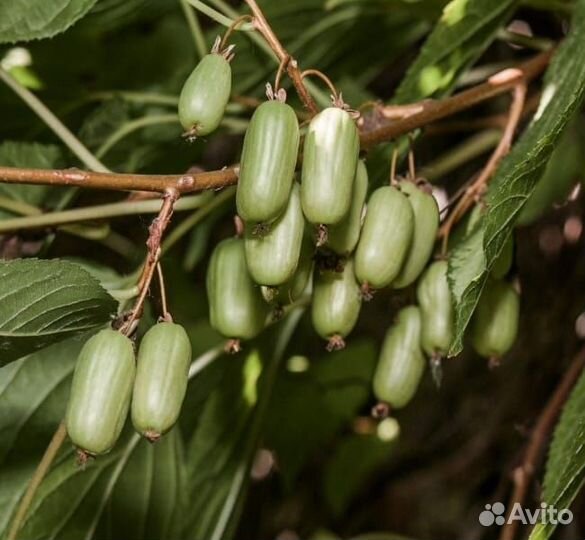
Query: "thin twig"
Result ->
[[0, 166, 238, 194], [121, 190, 179, 334], [499, 345, 585, 540], [7, 422, 68, 540], [156, 263, 172, 322], [244, 0, 319, 115], [439, 78, 527, 254], [359, 51, 550, 148]]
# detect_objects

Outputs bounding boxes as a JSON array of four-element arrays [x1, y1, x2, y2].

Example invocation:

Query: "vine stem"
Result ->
[[0, 67, 109, 173], [0, 192, 211, 233], [439, 77, 527, 254], [180, 0, 208, 59], [121, 190, 179, 335], [499, 345, 585, 540], [0, 165, 238, 194], [0, 51, 551, 195], [244, 0, 319, 115], [359, 51, 550, 147], [7, 422, 68, 540]]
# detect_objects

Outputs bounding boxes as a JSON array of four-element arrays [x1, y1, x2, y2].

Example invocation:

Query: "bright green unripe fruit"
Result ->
[[393, 180, 439, 288], [470, 280, 520, 359], [416, 261, 453, 357], [237, 100, 300, 224], [312, 259, 362, 351], [301, 106, 360, 225], [244, 183, 304, 286], [207, 238, 269, 346], [373, 306, 425, 409], [131, 322, 192, 441], [355, 186, 414, 290], [262, 237, 314, 305], [178, 53, 231, 137], [326, 160, 368, 255], [66, 329, 135, 456]]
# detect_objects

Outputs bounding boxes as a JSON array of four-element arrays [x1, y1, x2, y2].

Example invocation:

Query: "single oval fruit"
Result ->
[[470, 280, 520, 359], [236, 100, 300, 223], [262, 236, 314, 305], [301, 106, 360, 225], [312, 259, 362, 351], [355, 186, 414, 290], [416, 261, 453, 357], [66, 329, 135, 456], [326, 160, 368, 255], [178, 53, 232, 137], [373, 306, 425, 409], [393, 180, 439, 288], [132, 322, 192, 441], [244, 183, 304, 286], [207, 238, 269, 344]]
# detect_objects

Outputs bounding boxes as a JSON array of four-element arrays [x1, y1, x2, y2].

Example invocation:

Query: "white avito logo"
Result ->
[[479, 502, 574, 527]]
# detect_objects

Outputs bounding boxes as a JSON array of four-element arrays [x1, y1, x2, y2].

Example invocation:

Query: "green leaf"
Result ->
[[184, 310, 303, 540], [324, 433, 395, 516], [528, 367, 585, 540], [265, 340, 377, 489], [448, 0, 585, 355], [0, 0, 99, 44], [10, 429, 184, 540], [0, 336, 82, 536], [393, 0, 516, 103], [0, 259, 117, 366]]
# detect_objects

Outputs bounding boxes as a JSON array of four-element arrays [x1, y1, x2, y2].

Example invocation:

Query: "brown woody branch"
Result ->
[[439, 77, 528, 251], [244, 0, 319, 115], [0, 52, 552, 196], [499, 345, 585, 540]]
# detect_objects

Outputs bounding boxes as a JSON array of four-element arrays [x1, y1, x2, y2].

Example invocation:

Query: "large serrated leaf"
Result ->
[[0, 0, 99, 44], [185, 310, 303, 540], [393, 0, 516, 103], [0, 259, 117, 366], [528, 367, 585, 540], [448, 0, 585, 355]]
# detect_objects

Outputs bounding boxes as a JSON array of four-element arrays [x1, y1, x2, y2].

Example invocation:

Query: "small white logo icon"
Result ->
[[479, 502, 506, 526]]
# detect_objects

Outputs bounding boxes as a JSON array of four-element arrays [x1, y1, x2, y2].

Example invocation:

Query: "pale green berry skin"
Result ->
[[326, 160, 368, 255], [244, 183, 304, 286], [301, 107, 360, 225], [373, 306, 425, 409], [262, 236, 314, 305], [416, 261, 453, 357], [236, 100, 300, 223], [471, 280, 520, 359], [206, 238, 268, 340], [393, 181, 439, 289], [131, 323, 192, 439], [355, 186, 414, 289], [66, 329, 135, 455], [312, 259, 362, 340], [178, 53, 231, 136]]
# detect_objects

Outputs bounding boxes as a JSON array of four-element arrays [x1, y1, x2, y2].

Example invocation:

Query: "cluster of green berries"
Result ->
[[66, 323, 191, 459]]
